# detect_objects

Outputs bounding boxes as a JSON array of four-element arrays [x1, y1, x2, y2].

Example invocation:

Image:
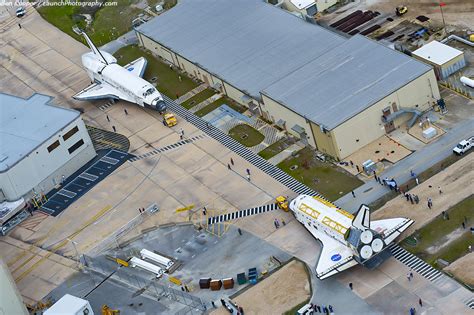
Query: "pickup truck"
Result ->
[[453, 137, 473, 155]]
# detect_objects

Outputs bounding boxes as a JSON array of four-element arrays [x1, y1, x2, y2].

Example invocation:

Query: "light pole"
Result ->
[[439, 2, 447, 35], [67, 238, 80, 266]]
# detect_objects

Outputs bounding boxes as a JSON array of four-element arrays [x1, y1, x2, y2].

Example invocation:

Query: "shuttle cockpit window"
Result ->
[[143, 87, 155, 97]]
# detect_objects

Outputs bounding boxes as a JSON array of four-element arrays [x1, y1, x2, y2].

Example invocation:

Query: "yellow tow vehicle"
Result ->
[[276, 196, 289, 211], [163, 113, 178, 127]]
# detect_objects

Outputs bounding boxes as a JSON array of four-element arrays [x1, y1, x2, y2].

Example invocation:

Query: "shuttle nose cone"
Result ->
[[150, 98, 167, 113]]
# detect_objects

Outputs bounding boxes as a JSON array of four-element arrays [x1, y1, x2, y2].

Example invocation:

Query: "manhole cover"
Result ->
[[241, 134, 248, 139], [391, 150, 395, 154], [375, 150, 380, 154], [150, 77, 157, 82], [290, 165, 298, 171]]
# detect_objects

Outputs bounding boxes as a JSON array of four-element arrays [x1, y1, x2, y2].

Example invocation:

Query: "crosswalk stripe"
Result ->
[[129, 134, 206, 162]]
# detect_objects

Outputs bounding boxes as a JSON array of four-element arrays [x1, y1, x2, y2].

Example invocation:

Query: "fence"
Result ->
[[83, 254, 206, 314], [88, 203, 158, 256]]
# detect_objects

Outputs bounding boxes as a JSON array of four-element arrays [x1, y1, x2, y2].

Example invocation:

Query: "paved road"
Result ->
[[100, 30, 138, 54], [335, 116, 474, 213]]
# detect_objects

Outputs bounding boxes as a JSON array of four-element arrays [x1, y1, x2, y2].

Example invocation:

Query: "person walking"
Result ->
[[405, 193, 410, 202], [414, 195, 419, 204], [281, 219, 286, 226], [202, 207, 207, 216], [462, 222, 466, 229], [246, 168, 250, 176], [418, 298, 423, 307], [427, 198, 432, 209], [211, 301, 216, 308], [230, 158, 234, 166], [227, 164, 231, 170], [409, 194, 414, 204], [407, 272, 411, 281], [237, 228, 242, 236], [18, 23, 22, 29], [356, 165, 360, 172], [349, 282, 353, 290], [351, 190, 356, 198], [438, 186, 442, 194], [410, 271, 414, 279], [106, 115, 110, 122], [112, 125, 116, 132], [274, 219, 280, 229], [415, 177, 419, 185], [124, 108, 128, 115]]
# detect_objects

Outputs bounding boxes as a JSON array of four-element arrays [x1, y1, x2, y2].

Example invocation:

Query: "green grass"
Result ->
[[114, 45, 198, 99], [194, 96, 246, 117], [228, 124, 265, 147], [258, 138, 296, 160], [401, 195, 474, 267], [180, 89, 216, 109], [278, 148, 363, 201], [38, 0, 142, 47]]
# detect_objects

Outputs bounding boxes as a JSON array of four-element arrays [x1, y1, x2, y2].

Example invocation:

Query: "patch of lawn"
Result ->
[[114, 45, 198, 99], [228, 124, 265, 147], [278, 147, 363, 201], [258, 138, 296, 160], [402, 195, 474, 266], [195, 96, 245, 117], [38, 0, 141, 46], [180, 89, 216, 109]]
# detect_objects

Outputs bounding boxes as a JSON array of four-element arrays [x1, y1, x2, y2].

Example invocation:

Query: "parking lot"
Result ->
[[42, 150, 129, 216]]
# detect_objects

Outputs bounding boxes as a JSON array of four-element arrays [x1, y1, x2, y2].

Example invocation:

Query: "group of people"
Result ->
[[309, 303, 334, 314], [227, 158, 252, 181], [273, 218, 286, 229]]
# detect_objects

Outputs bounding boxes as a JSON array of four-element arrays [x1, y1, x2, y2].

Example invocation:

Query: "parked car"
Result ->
[[16, 6, 26, 18]]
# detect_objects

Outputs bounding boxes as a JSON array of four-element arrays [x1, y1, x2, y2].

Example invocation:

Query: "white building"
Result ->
[[0, 259, 28, 315], [284, 0, 338, 16], [0, 93, 96, 202], [412, 40, 466, 80]]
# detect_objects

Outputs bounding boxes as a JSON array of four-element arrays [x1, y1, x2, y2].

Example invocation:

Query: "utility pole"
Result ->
[[67, 238, 80, 266], [439, 2, 447, 35]]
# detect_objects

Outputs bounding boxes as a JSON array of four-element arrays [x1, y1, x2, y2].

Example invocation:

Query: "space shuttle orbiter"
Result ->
[[73, 32, 167, 112], [290, 195, 413, 279]]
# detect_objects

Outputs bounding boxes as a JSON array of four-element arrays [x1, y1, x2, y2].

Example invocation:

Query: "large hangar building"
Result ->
[[0, 93, 96, 202], [136, 0, 440, 160]]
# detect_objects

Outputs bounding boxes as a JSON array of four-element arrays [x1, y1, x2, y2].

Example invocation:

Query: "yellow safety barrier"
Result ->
[[169, 276, 182, 286], [175, 204, 195, 213]]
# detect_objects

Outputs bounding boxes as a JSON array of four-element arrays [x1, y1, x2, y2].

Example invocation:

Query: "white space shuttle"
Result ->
[[290, 195, 413, 279], [73, 33, 167, 112]]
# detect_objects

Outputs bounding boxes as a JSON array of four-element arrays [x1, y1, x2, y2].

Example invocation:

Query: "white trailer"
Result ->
[[140, 249, 174, 269], [460, 76, 474, 88], [130, 257, 164, 277], [44, 294, 94, 315]]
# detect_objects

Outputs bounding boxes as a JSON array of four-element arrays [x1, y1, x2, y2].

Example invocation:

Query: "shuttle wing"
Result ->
[[73, 82, 133, 103], [371, 217, 414, 245], [313, 231, 358, 280], [124, 57, 147, 77]]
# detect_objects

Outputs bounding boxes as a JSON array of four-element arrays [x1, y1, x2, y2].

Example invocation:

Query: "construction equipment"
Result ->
[[102, 305, 120, 315], [395, 6, 408, 16], [276, 196, 289, 211], [163, 113, 177, 127]]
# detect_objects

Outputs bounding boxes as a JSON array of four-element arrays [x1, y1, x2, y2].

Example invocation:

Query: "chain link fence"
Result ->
[[83, 254, 206, 314]]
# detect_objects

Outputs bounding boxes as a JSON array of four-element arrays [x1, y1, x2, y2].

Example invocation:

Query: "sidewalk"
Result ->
[[335, 117, 474, 213], [268, 142, 305, 165]]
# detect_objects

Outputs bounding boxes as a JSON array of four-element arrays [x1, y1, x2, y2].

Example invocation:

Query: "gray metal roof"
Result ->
[[137, 0, 345, 99], [138, 0, 431, 130], [0, 93, 80, 172], [263, 35, 432, 129]]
